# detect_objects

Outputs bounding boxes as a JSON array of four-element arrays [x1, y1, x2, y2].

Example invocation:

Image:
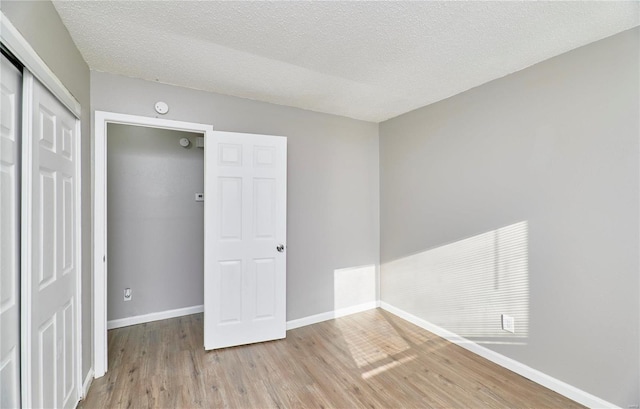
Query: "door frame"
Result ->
[[93, 111, 213, 377]]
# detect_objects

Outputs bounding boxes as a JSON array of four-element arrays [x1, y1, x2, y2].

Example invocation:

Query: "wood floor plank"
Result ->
[[79, 309, 585, 409]]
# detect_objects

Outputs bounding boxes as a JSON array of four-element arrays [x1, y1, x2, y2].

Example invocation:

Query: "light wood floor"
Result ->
[[79, 309, 583, 408]]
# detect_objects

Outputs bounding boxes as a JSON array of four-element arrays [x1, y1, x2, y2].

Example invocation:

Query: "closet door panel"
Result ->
[[24, 71, 79, 409], [0, 55, 22, 409]]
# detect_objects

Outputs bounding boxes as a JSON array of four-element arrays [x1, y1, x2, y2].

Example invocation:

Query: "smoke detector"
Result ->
[[154, 101, 169, 115]]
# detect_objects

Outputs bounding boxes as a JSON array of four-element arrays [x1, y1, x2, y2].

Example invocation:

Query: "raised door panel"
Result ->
[[219, 260, 243, 324], [253, 258, 276, 320], [37, 317, 57, 408], [0, 348, 20, 408], [38, 169, 56, 288], [219, 177, 242, 240], [62, 300, 74, 405], [253, 178, 276, 239], [62, 176, 74, 274]]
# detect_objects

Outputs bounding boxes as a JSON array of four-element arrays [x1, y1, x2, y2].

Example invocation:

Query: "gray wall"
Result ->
[[92, 71, 380, 321], [379, 27, 639, 407], [107, 124, 204, 321], [1, 0, 93, 380]]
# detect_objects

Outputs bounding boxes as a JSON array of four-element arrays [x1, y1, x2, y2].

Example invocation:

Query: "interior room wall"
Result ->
[[1, 0, 93, 379], [106, 124, 204, 322], [9, 2, 636, 405], [379, 27, 639, 407], [91, 71, 380, 322]]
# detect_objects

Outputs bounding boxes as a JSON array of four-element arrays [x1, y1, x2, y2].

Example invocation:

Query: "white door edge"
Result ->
[[20, 70, 35, 409], [74, 119, 83, 401], [93, 111, 213, 378]]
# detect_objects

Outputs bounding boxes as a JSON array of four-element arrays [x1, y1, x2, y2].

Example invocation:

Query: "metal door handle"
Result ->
[[276, 244, 285, 253]]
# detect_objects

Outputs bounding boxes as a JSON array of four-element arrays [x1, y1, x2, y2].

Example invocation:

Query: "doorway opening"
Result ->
[[105, 123, 205, 331], [94, 113, 288, 378], [94, 111, 213, 377]]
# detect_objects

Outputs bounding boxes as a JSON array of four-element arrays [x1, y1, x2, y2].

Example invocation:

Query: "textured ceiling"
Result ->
[[52, 1, 639, 122]]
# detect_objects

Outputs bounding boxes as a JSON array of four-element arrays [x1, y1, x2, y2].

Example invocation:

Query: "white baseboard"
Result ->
[[379, 302, 618, 409], [286, 301, 380, 331], [81, 368, 94, 399], [107, 305, 204, 330]]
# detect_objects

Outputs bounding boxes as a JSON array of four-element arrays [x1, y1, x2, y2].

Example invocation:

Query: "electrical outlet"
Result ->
[[124, 288, 132, 301], [502, 314, 515, 333]]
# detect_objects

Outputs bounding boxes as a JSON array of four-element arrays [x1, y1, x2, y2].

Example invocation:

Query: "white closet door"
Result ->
[[23, 71, 79, 409], [0, 54, 22, 409], [204, 131, 287, 350]]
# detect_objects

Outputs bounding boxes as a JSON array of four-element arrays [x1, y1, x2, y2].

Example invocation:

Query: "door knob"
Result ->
[[276, 244, 285, 253]]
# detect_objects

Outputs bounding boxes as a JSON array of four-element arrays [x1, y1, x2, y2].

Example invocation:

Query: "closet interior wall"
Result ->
[[106, 124, 205, 325]]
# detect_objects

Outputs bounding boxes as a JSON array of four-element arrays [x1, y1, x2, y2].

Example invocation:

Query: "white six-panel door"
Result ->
[[204, 131, 287, 350], [0, 54, 22, 409], [23, 71, 79, 409]]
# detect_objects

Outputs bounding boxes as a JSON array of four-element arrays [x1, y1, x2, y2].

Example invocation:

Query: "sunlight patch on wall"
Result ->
[[333, 264, 376, 311], [381, 222, 529, 340]]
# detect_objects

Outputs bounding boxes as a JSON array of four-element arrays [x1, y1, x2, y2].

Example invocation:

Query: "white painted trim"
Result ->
[[74, 113, 83, 409], [81, 369, 94, 400], [286, 301, 380, 331], [0, 12, 81, 118], [20, 69, 35, 409], [93, 112, 107, 378], [379, 302, 619, 409], [93, 111, 214, 378], [107, 305, 204, 330]]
